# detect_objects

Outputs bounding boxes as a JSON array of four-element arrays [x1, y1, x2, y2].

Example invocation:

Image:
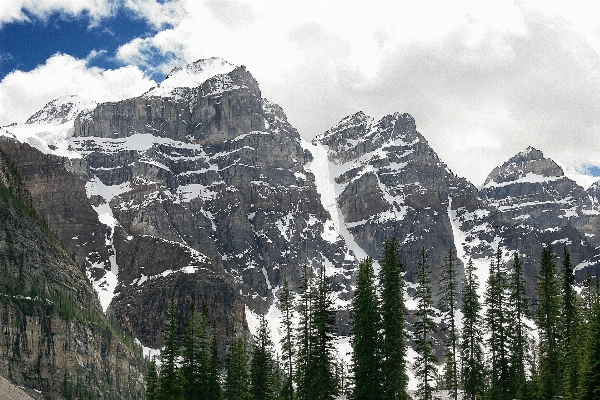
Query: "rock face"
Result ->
[[478, 147, 600, 283], [313, 111, 481, 284], [26, 95, 97, 126], [1, 57, 355, 359], [313, 116, 600, 297], [1, 57, 599, 371], [0, 147, 145, 398]]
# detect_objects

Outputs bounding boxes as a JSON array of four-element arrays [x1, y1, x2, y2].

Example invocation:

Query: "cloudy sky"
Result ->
[[1, 1, 599, 187]]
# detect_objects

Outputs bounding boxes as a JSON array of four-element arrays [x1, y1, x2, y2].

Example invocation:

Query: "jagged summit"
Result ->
[[484, 146, 564, 187], [145, 57, 238, 97], [26, 95, 97, 125], [588, 179, 600, 205], [315, 111, 418, 164]]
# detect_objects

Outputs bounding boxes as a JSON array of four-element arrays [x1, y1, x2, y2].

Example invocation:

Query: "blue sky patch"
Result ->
[[585, 165, 600, 177], [0, 8, 158, 79]]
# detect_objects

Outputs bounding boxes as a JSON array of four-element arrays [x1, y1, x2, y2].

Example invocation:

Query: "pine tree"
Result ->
[[414, 248, 438, 400], [506, 252, 530, 400], [379, 237, 409, 400], [309, 264, 338, 399], [484, 248, 510, 400], [296, 263, 314, 400], [146, 359, 159, 400], [437, 248, 459, 400], [250, 316, 276, 400], [158, 299, 182, 400], [278, 279, 295, 400], [536, 244, 561, 400], [351, 256, 382, 400], [206, 333, 223, 400], [295, 263, 338, 399], [559, 247, 580, 400], [225, 336, 250, 400], [460, 258, 484, 400], [181, 305, 207, 400], [577, 280, 600, 400]]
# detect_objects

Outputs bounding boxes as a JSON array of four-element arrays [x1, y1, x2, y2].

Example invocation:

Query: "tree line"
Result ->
[[146, 239, 600, 400]]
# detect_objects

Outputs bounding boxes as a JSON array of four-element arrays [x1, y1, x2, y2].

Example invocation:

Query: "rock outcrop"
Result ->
[[0, 146, 145, 398]]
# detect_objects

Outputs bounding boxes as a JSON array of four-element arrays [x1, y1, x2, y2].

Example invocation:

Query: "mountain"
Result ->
[[478, 147, 600, 282], [311, 111, 482, 286], [0, 145, 145, 398], [1, 57, 599, 382], [1, 57, 356, 362]]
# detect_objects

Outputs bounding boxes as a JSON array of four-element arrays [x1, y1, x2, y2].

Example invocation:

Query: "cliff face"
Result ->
[[0, 146, 145, 398], [479, 147, 600, 282], [314, 112, 481, 284], [314, 115, 600, 298]]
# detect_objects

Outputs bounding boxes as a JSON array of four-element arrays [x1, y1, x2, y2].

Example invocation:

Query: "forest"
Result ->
[[146, 239, 600, 400]]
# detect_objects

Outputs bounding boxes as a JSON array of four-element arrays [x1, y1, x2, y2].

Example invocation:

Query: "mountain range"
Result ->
[[1, 57, 599, 395]]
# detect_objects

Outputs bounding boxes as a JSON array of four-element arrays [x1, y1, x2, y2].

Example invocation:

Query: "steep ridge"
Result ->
[[0, 146, 145, 398], [479, 147, 600, 282], [1, 58, 356, 353], [313, 111, 483, 285], [313, 114, 600, 299]]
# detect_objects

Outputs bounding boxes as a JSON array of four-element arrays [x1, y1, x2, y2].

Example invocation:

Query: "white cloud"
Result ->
[[0, 0, 114, 27], [2, 0, 599, 187], [124, 0, 186, 29], [0, 53, 155, 125]]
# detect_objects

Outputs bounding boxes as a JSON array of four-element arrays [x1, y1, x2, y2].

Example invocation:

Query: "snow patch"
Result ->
[[146, 57, 236, 97]]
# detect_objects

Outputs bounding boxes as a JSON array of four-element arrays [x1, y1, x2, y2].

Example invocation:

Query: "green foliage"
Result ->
[[484, 248, 510, 400], [506, 252, 530, 400], [577, 281, 600, 400], [437, 248, 459, 400], [146, 359, 159, 400], [414, 248, 437, 400], [296, 264, 338, 400], [158, 299, 183, 400], [379, 237, 409, 400], [351, 256, 382, 400], [250, 316, 277, 400], [225, 336, 250, 400], [461, 259, 485, 400], [181, 304, 221, 400], [560, 247, 581, 400], [536, 244, 561, 400], [278, 279, 295, 400]]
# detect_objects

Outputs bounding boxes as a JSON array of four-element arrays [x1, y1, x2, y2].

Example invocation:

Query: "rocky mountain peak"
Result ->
[[588, 179, 600, 205], [25, 95, 97, 125], [145, 57, 238, 98], [315, 111, 419, 164], [484, 146, 564, 186]]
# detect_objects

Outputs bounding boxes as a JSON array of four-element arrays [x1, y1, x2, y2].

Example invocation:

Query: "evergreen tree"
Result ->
[[225, 336, 250, 400], [414, 248, 438, 400], [484, 248, 510, 400], [206, 333, 223, 400], [295, 264, 338, 400], [296, 263, 314, 400], [577, 280, 600, 400], [536, 244, 561, 400], [351, 256, 382, 400], [158, 299, 182, 400], [278, 279, 295, 400], [506, 252, 530, 400], [181, 305, 207, 400], [250, 316, 276, 400], [437, 248, 459, 400], [560, 247, 580, 400], [460, 259, 484, 400], [309, 264, 338, 399], [379, 237, 409, 400], [146, 359, 159, 400]]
